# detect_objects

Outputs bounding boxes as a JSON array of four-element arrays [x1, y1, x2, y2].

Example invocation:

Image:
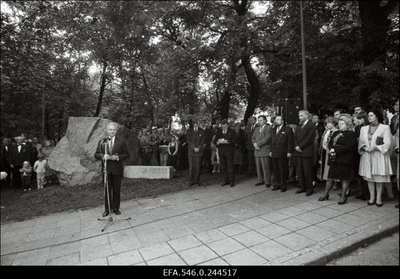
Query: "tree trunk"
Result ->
[[219, 57, 237, 120], [242, 53, 261, 124], [94, 61, 108, 117]]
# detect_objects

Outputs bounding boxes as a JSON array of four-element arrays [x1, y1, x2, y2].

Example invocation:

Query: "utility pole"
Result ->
[[42, 77, 45, 136], [300, 0, 307, 110]]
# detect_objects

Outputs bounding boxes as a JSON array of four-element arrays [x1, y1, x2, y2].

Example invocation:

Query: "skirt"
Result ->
[[328, 162, 355, 180]]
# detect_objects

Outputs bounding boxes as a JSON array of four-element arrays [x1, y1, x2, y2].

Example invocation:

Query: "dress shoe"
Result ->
[[367, 201, 375, 206], [265, 184, 271, 188], [318, 194, 329, 201], [338, 197, 347, 205], [281, 187, 287, 193], [272, 186, 281, 191], [295, 189, 306, 194], [113, 209, 121, 215], [221, 182, 230, 186], [376, 202, 383, 207], [255, 182, 264, 186], [102, 211, 109, 217], [305, 191, 313, 197], [230, 183, 235, 187]]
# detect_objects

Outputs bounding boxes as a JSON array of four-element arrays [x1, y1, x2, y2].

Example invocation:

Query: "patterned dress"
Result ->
[[358, 124, 393, 183]]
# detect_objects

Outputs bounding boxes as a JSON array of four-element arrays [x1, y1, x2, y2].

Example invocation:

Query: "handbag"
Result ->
[[375, 136, 384, 146], [327, 151, 336, 165]]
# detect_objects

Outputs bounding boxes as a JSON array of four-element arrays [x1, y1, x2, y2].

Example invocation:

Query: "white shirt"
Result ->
[[34, 160, 47, 174], [277, 125, 283, 134], [109, 136, 115, 151]]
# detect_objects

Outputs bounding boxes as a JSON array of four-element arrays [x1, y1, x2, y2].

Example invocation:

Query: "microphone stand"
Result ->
[[97, 139, 131, 232]]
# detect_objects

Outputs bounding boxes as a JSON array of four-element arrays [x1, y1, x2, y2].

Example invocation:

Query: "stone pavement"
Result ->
[[1, 177, 399, 266]]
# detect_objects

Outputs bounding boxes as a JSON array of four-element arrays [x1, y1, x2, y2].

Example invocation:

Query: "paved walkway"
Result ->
[[1, 177, 399, 265]]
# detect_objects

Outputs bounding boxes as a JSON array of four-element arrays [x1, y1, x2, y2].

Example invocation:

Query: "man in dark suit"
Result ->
[[244, 116, 257, 176], [95, 122, 129, 217], [270, 116, 294, 192], [293, 110, 317, 196], [202, 122, 213, 174], [214, 119, 237, 187], [9, 136, 31, 189], [186, 119, 205, 186], [390, 99, 399, 136]]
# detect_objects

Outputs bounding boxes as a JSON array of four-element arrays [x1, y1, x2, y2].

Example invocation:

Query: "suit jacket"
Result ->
[[186, 128, 205, 157], [252, 124, 272, 157], [390, 113, 399, 136], [270, 125, 294, 158], [95, 136, 129, 176], [214, 128, 236, 155], [328, 130, 357, 164], [294, 121, 317, 158], [244, 124, 258, 151], [1, 145, 11, 167], [9, 144, 30, 166]]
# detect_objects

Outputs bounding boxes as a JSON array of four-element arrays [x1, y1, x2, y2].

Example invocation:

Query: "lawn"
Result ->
[[0, 169, 252, 224]]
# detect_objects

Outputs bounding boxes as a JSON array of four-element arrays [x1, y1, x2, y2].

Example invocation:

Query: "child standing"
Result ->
[[168, 135, 179, 171], [20, 161, 32, 191], [33, 153, 47, 189]]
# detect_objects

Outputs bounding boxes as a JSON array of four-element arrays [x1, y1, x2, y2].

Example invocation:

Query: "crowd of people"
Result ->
[[1, 101, 398, 210], [0, 135, 58, 191], [135, 101, 399, 208]]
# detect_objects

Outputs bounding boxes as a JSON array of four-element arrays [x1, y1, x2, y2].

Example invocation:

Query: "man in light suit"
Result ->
[[95, 122, 129, 217], [293, 110, 317, 196], [252, 115, 272, 188], [270, 116, 294, 192], [186, 119, 205, 186], [244, 116, 257, 176]]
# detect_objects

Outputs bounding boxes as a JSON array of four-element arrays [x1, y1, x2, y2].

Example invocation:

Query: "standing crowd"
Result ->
[[2, 101, 398, 210], [0, 135, 57, 191], [136, 101, 399, 208]]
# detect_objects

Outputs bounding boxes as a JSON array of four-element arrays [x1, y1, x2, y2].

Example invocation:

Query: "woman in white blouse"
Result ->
[[358, 108, 393, 207]]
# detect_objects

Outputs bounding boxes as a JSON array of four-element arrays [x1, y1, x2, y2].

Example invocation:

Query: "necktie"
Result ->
[[109, 138, 114, 152], [277, 126, 280, 134]]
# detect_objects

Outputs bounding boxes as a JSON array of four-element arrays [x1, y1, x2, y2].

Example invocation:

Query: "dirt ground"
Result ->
[[327, 232, 399, 266]]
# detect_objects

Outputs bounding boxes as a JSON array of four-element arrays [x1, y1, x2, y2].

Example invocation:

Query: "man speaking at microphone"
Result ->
[[95, 122, 129, 217]]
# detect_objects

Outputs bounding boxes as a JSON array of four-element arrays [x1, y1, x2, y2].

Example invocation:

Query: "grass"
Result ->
[[0, 169, 252, 224]]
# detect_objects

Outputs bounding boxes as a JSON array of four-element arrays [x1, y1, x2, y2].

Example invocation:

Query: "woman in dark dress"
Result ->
[[318, 115, 357, 205]]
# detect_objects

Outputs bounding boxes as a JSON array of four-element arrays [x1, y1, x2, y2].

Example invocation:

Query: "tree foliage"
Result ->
[[1, 0, 398, 138]]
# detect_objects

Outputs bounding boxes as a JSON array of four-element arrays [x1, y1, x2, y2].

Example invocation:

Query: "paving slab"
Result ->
[[1, 177, 398, 266]]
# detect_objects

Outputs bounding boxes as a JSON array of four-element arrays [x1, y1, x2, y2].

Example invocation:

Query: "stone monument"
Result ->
[[47, 117, 139, 187]]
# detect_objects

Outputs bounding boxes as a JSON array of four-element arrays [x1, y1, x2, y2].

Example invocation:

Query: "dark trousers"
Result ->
[[105, 174, 121, 212], [219, 149, 234, 183], [272, 157, 289, 189], [297, 157, 314, 193], [202, 149, 212, 173], [11, 166, 22, 188], [142, 151, 153, 166], [247, 150, 256, 175], [22, 175, 31, 190], [190, 155, 202, 183]]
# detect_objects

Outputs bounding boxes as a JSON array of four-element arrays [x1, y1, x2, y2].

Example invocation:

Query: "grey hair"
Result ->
[[299, 110, 310, 116], [107, 122, 118, 130]]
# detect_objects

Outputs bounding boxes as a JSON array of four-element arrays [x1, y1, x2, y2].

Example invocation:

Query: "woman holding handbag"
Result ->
[[318, 115, 357, 204], [358, 108, 393, 207]]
